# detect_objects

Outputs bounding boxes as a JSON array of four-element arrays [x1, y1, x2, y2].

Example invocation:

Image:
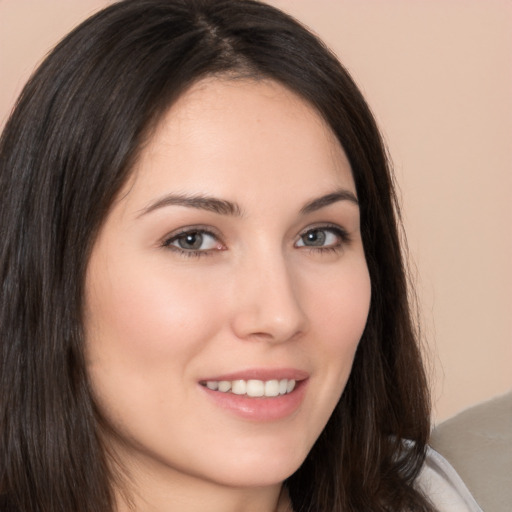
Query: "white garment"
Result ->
[[416, 446, 484, 512]]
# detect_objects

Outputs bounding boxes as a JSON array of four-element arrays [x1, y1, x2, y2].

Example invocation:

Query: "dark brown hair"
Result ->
[[0, 1, 432, 511]]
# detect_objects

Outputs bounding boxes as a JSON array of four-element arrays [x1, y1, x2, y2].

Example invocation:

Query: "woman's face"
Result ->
[[85, 78, 371, 496]]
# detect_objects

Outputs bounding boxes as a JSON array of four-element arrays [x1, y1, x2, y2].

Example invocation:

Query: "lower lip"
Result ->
[[200, 380, 308, 421]]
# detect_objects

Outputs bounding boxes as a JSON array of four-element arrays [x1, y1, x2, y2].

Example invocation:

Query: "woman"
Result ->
[[0, 1, 482, 511]]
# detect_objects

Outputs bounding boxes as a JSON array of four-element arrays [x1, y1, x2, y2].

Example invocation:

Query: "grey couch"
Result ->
[[430, 391, 512, 512]]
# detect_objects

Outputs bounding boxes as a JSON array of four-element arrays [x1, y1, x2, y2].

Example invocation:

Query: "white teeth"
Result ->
[[264, 379, 280, 397], [231, 380, 246, 395], [246, 379, 264, 397], [218, 380, 231, 392], [204, 378, 297, 397]]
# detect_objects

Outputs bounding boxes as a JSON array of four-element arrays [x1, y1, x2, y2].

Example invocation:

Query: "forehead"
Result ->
[[125, 77, 354, 209]]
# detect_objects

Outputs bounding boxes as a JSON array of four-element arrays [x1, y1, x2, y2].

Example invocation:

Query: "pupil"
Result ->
[[304, 230, 325, 246], [179, 232, 202, 250]]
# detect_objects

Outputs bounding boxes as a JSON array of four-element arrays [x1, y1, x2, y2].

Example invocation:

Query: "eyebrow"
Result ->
[[138, 194, 243, 217], [299, 189, 359, 214], [138, 188, 358, 218]]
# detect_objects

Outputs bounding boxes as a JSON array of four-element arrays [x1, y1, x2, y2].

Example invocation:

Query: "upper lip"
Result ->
[[199, 368, 309, 382]]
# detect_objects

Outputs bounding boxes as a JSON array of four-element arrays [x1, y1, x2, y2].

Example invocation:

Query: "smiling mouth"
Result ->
[[200, 378, 296, 397]]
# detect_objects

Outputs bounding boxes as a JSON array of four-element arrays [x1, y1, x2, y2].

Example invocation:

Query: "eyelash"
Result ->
[[299, 224, 351, 254], [161, 224, 350, 258], [161, 226, 222, 258]]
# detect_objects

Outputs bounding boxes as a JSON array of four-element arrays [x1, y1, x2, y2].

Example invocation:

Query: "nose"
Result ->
[[230, 252, 308, 343]]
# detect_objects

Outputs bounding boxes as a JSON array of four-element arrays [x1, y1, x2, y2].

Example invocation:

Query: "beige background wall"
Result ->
[[1, 0, 511, 423]]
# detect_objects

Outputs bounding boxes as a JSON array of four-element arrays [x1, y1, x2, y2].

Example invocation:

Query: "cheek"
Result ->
[[83, 254, 231, 443], [311, 259, 371, 345], [307, 258, 371, 386], [84, 253, 225, 379]]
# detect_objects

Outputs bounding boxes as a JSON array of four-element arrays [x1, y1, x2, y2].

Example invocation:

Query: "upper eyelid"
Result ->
[[300, 222, 342, 231], [298, 223, 349, 237], [162, 225, 223, 244]]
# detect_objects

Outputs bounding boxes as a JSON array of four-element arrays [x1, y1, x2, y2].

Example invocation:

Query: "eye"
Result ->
[[163, 228, 223, 256], [295, 226, 349, 250]]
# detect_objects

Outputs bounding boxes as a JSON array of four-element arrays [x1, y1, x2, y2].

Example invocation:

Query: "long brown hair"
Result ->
[[0, 1, 432, 510]]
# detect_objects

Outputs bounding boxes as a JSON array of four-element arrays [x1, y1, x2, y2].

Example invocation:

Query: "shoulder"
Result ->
[[415, 445, 483, 512], [430, 392, 512, 512]]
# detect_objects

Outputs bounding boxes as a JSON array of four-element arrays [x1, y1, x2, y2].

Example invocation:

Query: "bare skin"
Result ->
[[85, 77, 371, 512]]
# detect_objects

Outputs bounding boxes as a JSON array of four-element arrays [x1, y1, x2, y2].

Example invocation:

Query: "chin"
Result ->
[[196, 435, 312, 488]]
